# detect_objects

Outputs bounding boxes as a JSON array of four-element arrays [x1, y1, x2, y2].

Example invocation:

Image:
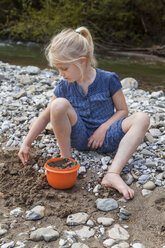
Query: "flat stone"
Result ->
[[1, 241, 15, 248], [103, 238, 116, 247], [151, 90, 164, 98], [132, 243, 146, 248], [141, 149, 155, 156], [107, 224, 130, 240], [111, 242, 130, 248], [67, 212, 89, 226], [149, 128, 162, 137], [30, 227, 59, 242], [145, 132, 154, 143], [97, 217, 115, 226], [142, 181, 156, 190], [96, 198, 118, 212], [10, 207, 23, 217], [75, 226, 95, 240], [141, 189, 152, 196], [0, 228, 7, 236], [71, 243, 89, 248]]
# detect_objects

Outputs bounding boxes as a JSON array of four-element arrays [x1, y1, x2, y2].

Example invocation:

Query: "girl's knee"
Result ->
[[133, 112, 150, 129], [50, 97, 70, 117]]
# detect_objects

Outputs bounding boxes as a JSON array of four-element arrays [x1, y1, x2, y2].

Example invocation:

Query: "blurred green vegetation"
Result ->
[[0, 0, 165, 46]]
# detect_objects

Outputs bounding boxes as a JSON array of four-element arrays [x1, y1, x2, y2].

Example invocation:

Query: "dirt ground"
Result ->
[[0, 147, 165, 248]]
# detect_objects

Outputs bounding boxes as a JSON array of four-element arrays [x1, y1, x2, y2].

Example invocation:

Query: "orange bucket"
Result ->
[[44, 157, 80, 189]]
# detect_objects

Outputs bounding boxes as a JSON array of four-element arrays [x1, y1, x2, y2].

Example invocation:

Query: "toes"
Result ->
[[123, 188, 134, 200]]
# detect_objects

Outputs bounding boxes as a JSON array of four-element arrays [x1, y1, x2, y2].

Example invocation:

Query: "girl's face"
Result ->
[[55, 62, 82, 83], [55, 58, 87, 83]]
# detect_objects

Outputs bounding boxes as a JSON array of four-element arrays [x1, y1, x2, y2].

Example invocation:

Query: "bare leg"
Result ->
[[101, 112, 150, 200], [50, 98, 77, 157]]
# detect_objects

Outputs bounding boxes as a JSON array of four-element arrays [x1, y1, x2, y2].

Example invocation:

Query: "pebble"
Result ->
[[96, 198, 118, 212], [86, 219, 94, 226], [10, 208, 23, 217], [141, 189, 153, 196], [142, 181, 156, 190], [1, 241, 15, 248], [103, 238, 116, 247], [75, 226, 95, 240], [132, 243, 146, 248], [101, 156, 111, 165], [111, 242, 130, 248], [71, 243, 89, 248], [26, 205, 46, 220], [107, 224, 130, 240], [97, 217, 115, 226], [67, 213, 89, 226], [0, 228, 7, 236], [30, 226, 59, 242]]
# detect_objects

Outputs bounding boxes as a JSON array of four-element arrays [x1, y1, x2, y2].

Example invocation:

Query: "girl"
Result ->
[[18, 27, 150, 200]]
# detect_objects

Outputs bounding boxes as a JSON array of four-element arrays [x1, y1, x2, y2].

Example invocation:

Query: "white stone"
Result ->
[[75, 226, 95, 240], [145, 132, 154, 143], [141, 189, 152, 196], [121, 77, 138, 89], [111, 242, 130, 248], [97, 217, 115, 226], [1, 241, 15, 248], [72, 243, 89, 248], [101, 156, 111, 165], [93, 184, 101, 193], [30, 227, 59, 242], [78, 166, 86, 174], [151, 90, 164, 98], [67, 212, 89, 226], [10, 207, 23, 217], [132, 243, 146, 248], [107, 224, 130, 240], [86, 219, 94, 226], [103, 238, 116, 247], [59, 239, 67, 246], [142, 181, 156, 190], [149, 128, 162, 137], [0, 228, 7, 236]]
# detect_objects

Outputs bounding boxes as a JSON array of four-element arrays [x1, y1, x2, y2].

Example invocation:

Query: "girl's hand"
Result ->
[[18, 143, 30, 165], [88, 125, 107, 149]]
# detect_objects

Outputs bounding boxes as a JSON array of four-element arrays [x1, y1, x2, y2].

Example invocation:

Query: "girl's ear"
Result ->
[[79, 57, 87, 64]]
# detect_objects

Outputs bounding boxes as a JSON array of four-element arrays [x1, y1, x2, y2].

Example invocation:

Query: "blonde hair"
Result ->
[[45, 26, 97, 68]]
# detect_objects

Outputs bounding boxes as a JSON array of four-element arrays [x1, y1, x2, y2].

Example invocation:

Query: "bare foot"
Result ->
[[101, 172, 134, 200]]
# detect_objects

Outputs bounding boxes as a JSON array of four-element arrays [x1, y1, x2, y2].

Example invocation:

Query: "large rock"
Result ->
[[121, 77, 138, 89]]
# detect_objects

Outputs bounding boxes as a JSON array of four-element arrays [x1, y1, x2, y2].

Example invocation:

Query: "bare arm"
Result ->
[[100, 89, 128, 131], [18, 95, 56, 164], [88, 89, 128, 149]]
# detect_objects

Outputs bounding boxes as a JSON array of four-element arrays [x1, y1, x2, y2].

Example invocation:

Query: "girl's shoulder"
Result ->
[[96, 68, 119, 79], [96, 68, 120, 84]]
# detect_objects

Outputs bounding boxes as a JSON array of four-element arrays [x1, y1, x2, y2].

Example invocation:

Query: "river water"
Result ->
[[0, 41, 165, 93]]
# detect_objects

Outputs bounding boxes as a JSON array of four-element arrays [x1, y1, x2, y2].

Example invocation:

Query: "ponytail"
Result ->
[[46, 26, 97, 68]]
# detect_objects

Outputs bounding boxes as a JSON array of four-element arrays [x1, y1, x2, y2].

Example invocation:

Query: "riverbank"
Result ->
[[0, 40, 165, 93], [0, 62, 165, 248]]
